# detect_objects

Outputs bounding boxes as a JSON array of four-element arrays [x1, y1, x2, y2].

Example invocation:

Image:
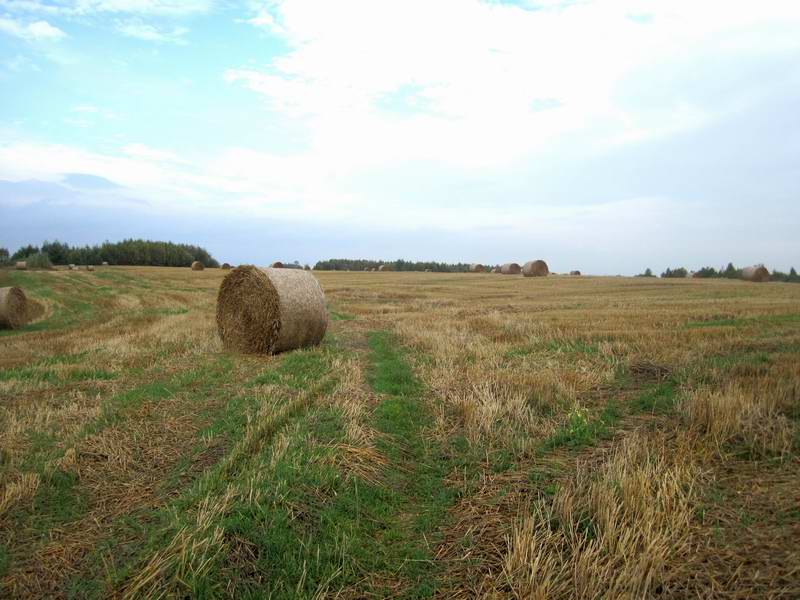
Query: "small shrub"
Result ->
[[24, 252, 53, 270]]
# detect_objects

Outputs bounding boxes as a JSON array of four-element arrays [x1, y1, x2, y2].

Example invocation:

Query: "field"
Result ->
[[1, 266, 798, 599]]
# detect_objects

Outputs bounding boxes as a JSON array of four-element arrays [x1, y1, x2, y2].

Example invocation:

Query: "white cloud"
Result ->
[[230, 0, 800, 172], [1, 0, 212, 16], [0, 17, 66, 41], [116, 19, 188, 43]]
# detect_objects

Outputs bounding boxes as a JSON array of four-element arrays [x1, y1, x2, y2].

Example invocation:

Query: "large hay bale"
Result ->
[[570, 270, 581, 276], [0, 286, 27, 329], [216, 266, 328, 354], [86, 265, 95, 272], [501, 262, 521, 275], [742, 265, 769, 282], [221, 262, 231, 270], [271, 261, 284, 269], [470, 264, 485, 273], [101, 261, 109, 266], [378, 264, 391, 272], [68, 264, 76, 270], [522, 260, 549, 277], [15, 261, 27, 270], [191, 261, 204, 271]]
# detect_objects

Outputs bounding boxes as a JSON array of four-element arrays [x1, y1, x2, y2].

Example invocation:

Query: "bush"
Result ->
[[24, 252, 53, 269], [661, 267, 688, 278], [636, 268, 655, 277]]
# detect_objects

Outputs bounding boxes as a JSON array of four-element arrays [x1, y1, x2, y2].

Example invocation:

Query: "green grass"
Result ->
[[631, 380, 679, 414], [686, 313, 800, 328], [539, 401, 621, 453]]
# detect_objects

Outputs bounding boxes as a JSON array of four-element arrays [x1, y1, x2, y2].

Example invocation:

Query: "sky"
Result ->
[[0, 0, 799, 273]]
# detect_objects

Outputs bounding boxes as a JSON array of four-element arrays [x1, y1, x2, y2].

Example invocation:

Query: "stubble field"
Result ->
[[1, 266, 798, 599]]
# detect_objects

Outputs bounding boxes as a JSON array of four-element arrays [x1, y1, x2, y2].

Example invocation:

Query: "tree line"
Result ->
[[0, 239, 219, 268], [314, 258, 481, 272], [638, 263, 799, 283]]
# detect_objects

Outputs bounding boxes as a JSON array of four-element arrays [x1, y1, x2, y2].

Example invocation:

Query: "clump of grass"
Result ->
[[684, 383, 795, 458], [503, 431, 702, 598]]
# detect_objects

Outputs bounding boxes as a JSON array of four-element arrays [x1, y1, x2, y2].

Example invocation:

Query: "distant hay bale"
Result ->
[[378, 264, 391, 272], [101, 261, 109, 266], [86, 265, 95, 271], [371, 268, 377, 272], [271, 261, 284, 269], [363, 267, 370, 271], [304, 265, 311, 271], [216, 265, 328, 354], [491, 267, 500, 273], [15, 261, 27, 270], [470, 264, 485, 273], [424, 269, 432, 272], [221, 263, 231, 270], [501, 262, 521, 275], [68, 264, 76, 270], [191, 261, 204, 271], [0, 286, 27, 329], [522, 260, 549, 277], [742, 265, 769, 282], [570, 270, 581, 276]]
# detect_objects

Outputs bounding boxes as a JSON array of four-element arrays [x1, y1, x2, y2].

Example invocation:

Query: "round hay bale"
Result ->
[[304, 264, 311, 271], [221, 263, 231, 270], [424, 269, 432, 272], [68, 264, 76, 270], [191, 261, 204, 271], [271, 261, 284, 269], [101, 261, 109, 266], [216, 265, 328, 354], [0, 286, 28, 329], [522, 260, 549, 277], [378, 264, 391, 272], [742, 265, 769, 282], [501, 263, 521, 275], [15, 261, 27, 270], [469, 264, 485, 273], [87, 265, 95, 272], [570, 270, 581, 276]]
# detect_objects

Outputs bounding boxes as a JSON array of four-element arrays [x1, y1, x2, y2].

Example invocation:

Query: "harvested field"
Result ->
[[0, 267, 798, 599]]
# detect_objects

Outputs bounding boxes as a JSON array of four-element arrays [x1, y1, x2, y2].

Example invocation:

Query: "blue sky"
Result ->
[[1, 0, 799, 273]]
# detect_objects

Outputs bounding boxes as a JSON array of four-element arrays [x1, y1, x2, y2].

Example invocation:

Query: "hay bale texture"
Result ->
[[470, 264, 485, 273], [378, 264, 390, 272], [15, 261, 27, 270], [217, 265, 328, 354], [522, 260, 549, 277], [742, 265, 769, 282], [87, 265, 95, 272], [0, 286, 27, 329], [501, 263, 521, 275], [271, 261, 284, 269], [191, 261, 204, 271]]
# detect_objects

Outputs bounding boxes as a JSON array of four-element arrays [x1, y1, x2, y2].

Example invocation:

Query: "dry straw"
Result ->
[[470, 264, 485, 273], [742, 265, 769, 282], [15, 261, 27, 270], [501, 263, 521, 275], [522, 260, 549, 277], [0, 286, 27, 329], [191, 261, 204, 271], [216, 265, 328, 354]]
